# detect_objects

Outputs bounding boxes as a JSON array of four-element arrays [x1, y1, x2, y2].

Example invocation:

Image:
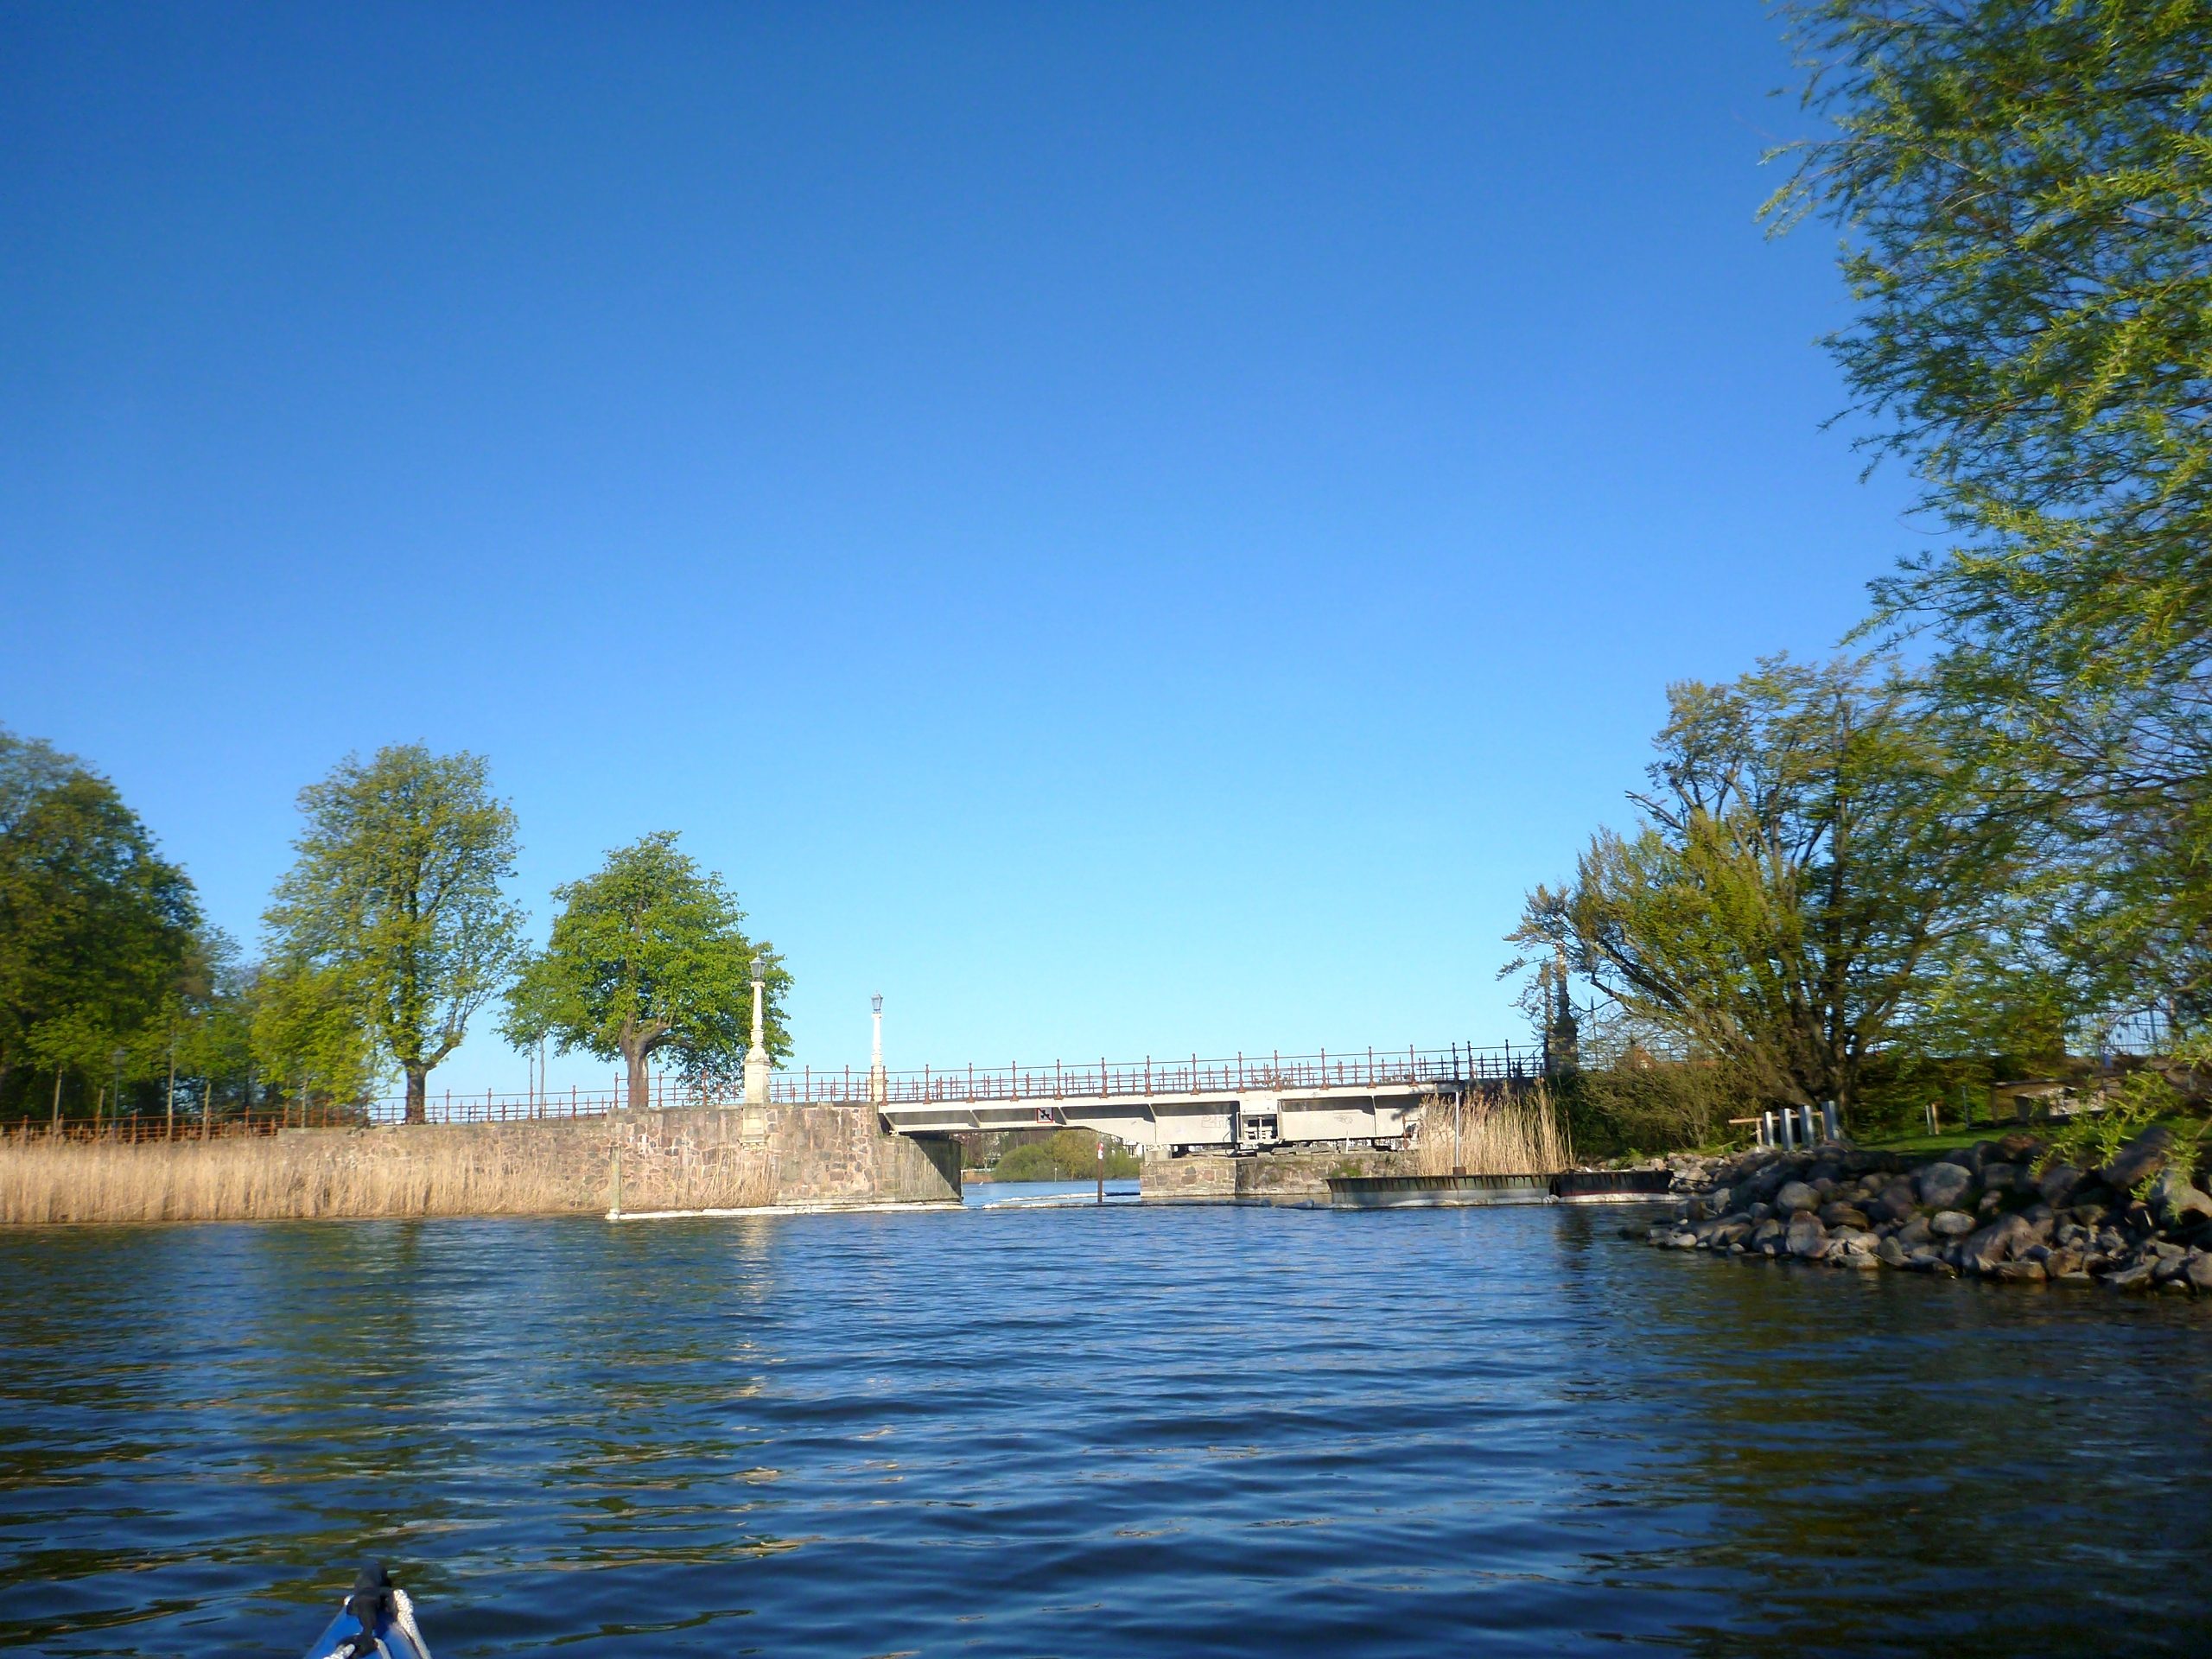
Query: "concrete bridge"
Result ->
[[766, 1042, 1549, 1153]]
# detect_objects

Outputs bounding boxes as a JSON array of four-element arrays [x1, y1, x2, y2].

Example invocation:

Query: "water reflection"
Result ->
[[1, 1206, 2209, 1656]]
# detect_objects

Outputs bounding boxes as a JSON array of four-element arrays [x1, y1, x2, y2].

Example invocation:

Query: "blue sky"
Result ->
[[1, 3, 1915, 1093]]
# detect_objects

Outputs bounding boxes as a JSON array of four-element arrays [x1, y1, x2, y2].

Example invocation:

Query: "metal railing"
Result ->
[[10, 1041, 1548, 1135]]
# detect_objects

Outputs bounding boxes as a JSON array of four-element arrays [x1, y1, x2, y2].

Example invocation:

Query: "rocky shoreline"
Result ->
[[1637, 1126, 2212, 1294]]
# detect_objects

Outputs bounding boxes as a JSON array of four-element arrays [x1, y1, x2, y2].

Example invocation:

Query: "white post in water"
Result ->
[[743, 955, 771, 1111], [869, 993, 887, 1104]]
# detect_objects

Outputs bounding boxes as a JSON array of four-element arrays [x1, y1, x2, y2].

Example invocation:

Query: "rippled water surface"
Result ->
[[5, 1198, 2212, 1656]]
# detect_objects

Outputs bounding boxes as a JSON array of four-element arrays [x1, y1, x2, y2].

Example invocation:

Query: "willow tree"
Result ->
[[1512, 658, 2025, 1116], [264, 746, 522, 1123], [503, 831, 787, 1110], [1772, 0, 2212, 1032]]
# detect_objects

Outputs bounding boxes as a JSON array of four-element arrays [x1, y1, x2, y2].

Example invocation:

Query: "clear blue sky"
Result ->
[[1, 3, 1914, 1094]]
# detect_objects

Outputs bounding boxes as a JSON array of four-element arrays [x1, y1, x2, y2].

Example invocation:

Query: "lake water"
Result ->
[[4, 1194, 2212, 1656]]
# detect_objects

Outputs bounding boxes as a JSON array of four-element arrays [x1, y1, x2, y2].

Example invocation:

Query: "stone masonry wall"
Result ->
[[1141, 1147, 1416, 1204]]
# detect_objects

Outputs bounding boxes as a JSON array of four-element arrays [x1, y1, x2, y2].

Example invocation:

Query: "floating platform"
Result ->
[[1325, 1169, 1675, 1209]]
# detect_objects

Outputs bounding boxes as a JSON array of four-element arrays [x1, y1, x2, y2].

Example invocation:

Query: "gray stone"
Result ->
[[1990, 1260, 2047, 1283], [1875, 1236, 1910, 1268], [1896, 1216, 1933, 1248], [2107, 1260, 2158, 1293], [1751, 1217, 1784, 1248], [2101, 1127, 2174, 1193], [1836, 1249, 1882, 1269], [1930, 1210, 1977, 1238], [1786, 1214, 1828, 1259], [1916, 1161, 1974, 1210], [2039, 1163, 2084, 1208], [1819, 1202, 1872, 1230], [1874, 1183, 1920, 1223], [1669, 1231, 1698, 1249], [2186, 1252, 2212, 1292], [2147, 1169, 2212, 1233], [1962, 1213, 2035, 1272], [1776, 1180, 1819, 1214], [1980, 1163, 2016, 1193]]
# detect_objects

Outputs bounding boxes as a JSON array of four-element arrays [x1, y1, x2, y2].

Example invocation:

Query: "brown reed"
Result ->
[[0, 1117, 776, 1226], [1408, 1084, 1573, 1176]]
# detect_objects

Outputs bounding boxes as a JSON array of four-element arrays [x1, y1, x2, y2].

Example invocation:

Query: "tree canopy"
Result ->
[[1773, 0, 2212, 1031], [1512, 658, 2026, 1116], [504, 831, 786, 1111], [0, 728, 200, 1115], [264, 745, 522, 1122]]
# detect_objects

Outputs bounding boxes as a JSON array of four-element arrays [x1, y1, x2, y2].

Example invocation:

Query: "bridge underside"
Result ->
[[880, 1081, 1459, 1151]]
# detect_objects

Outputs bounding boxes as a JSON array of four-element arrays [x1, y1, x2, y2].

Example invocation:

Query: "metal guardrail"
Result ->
[[8, 1041, 1549, 1135]]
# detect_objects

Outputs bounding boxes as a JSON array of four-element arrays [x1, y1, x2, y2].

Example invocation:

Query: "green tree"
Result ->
[[247, 957, 382, 1112], [265, 746, 522, 1123], [1510, 658, 2025, 1118], [1771, 0, 2212, 1029], [504, 831, 786, 1110], [0, 728, 198, 1120]]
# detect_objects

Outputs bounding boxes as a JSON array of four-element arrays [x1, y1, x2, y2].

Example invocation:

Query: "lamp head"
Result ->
[[751, 954, 766, 987], [872, 993, 883, 1015]]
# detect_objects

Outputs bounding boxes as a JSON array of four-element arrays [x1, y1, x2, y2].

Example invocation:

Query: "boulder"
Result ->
[[1990, 1260, 2048, 1283], [1751, 1217, 1784, 1248], [1874, 1183, 1920, 1223], [2101, 1127, 2174, 1194], [1961, 1213, 2035, 1272], [2147, 1170, 2212, 1234], [1786, 1214, 1829, 1259], [1835, 1249, 1882, 1270], [2039, 1163, 2084, 1208], [1980, 1162, 2017, 1194], [1930, 1210, 1978, 1238], [1776, 1180, 1820, 1215], [1916, 1161, 1975, 1211], [2186, 1252, 2212, 1293], [1996, 1131, 2044, 1165], [1896, 1216, 1934, 1248], [1819, 1202, 1872, 1230], [1876, 1236, 1910, 1268], [2107, 1259, 2158, 1293]]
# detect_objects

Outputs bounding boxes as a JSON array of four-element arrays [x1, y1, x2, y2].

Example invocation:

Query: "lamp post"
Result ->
[[869, 994, 886, 1105], [111, 1045, 127, 1137], [743, 954, 772, 1109]]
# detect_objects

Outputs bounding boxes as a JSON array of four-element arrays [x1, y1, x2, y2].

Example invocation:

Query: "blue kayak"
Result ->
[[300, 1565, 432, 1659]]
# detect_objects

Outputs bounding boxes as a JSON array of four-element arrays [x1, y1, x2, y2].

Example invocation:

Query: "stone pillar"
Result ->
[[868, 993, 887, 1105]]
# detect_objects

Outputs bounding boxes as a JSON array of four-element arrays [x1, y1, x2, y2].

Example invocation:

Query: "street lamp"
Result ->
[[111, 1045, 127, 1134], [742, 953, 772, 1109]]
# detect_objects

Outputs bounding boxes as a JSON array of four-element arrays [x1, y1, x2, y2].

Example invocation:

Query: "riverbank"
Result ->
[[0, 1104, 960, 1225], [1645, 1125, 2212, 1293]]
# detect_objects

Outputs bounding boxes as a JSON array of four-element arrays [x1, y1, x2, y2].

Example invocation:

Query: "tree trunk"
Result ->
[[405, 1065, 429, 1125], [625, 1040, 651, 1112]]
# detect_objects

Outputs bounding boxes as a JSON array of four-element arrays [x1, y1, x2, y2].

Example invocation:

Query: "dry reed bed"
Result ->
[[0, 1121, 776, 1226], [1408, 1085, 1573, 1177]]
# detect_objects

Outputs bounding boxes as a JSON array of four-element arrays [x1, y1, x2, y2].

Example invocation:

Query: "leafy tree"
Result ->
[[994, 1129, 1141, 1181], [247, 957, 381, 1111], [265, 746, 522, 1123], [504, 831, 785, 1110], [0, 728, 198, 1119], [1510, 658, 2026, 1118], [1770, 0, 2212, 1029]]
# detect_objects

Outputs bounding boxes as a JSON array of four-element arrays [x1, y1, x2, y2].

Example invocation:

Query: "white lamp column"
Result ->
[[743, 955, 771, 1109], [868, 994, 887, 1104]]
